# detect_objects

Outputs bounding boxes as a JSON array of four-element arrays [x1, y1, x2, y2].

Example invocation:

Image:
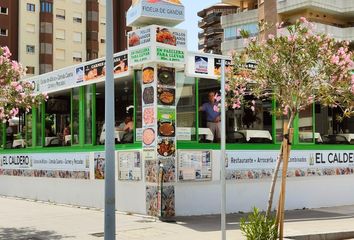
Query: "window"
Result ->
[[87, 11, 98, 21], [40, 43, 52, 54], [100, 17, 106, 25], [26, 45, 35, 54], [73, 12, 82, 23], [56, 8, 65, 20], [0, 28, 8, 36], [315, 104, 353, 144], [55, 29, 65, 40], [40, 22, 52, 34], [26, 3, 35, 12], [224, 22, 258, 41], [85, 85, 93, 144], [26, 24, 35, 33], [72, 51, 82, 62], [41, 1, 52, 13], [72, 88, 80, 145], [73, 32, 82, 42], [100, 38, 106, 43], [45, 91, 71, 147], [0, 7, 8, 14], [55, 49, 65, 60], [177, 74, 196, 141], [39, 64, 52, 74], [26, 66, 35, 75]]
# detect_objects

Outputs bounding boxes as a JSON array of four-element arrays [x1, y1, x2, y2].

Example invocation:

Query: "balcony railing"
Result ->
[[277, 0, 354, 15]]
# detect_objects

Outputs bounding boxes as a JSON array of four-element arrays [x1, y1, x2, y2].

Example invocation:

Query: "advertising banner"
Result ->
[[226, 150, 354, 180], [30, 52, 130, 94], [127, 0, 185, 27], [0, 152, 90, 179]]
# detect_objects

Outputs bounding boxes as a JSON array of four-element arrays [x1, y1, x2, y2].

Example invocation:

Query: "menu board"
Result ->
[[178, 151, 212, 181], [118, 151, 142, 181]]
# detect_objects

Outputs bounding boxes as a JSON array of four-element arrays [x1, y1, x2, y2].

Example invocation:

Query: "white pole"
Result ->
[[104, 0, 115, 239], [220, 59, 226, 240]]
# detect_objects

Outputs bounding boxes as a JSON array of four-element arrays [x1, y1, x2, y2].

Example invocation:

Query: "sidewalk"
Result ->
[[1, 196, 354, 240]]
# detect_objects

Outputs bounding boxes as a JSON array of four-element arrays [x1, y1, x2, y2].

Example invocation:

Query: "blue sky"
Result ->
[[177, 0, 220, 51]]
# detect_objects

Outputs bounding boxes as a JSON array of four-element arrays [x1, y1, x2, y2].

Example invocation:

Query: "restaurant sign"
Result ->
[[30, 52, 130, 94], [0, 152, 91, 179], [127, 0, 185, 27], [226, 150, 354, 180]]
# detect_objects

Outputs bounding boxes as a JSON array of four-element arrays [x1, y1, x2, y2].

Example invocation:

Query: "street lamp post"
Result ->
[[220, 59, 226, 240], [104, 0, 116, 239]]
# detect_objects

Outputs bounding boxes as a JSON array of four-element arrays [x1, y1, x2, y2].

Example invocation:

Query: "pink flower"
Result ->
[[299, 17, 308, 24], [225, 84, 230, 92], [251, 100, 256, 105], [251, 106, 255, 112], [276, 22, 284, 29], [330, 55, 339, 65], [271, 55, 278, 64], [1, 46, 11, 58], [15, 84, 23, 92], [10, 81, 18, 87], [268, 34, 275, 40], [232, 103, 241, 109]]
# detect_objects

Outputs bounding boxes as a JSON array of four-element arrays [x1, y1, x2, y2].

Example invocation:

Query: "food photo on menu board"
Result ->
[[84, 60, 105, 81], [157, 66, 175, 86], [113, 54, 128, 74], [143, 107, 155, 125], [157, 138, 175, 157], [161, 158, 176, 183], [143, 86, 155, 105], [158, 107, 175, 121], [143, 128, 156, 146], [157, 87, 175, 105], [158, 120, 175, 137], [142, 66, 155, 84], [156, 27, 177, 46]]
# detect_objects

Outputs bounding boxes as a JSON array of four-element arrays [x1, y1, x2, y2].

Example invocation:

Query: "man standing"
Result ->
[[199, 91, 221, 142]]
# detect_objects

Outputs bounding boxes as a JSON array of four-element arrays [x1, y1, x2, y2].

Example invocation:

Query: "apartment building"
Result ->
[[0, 0, 131, 76], [197, 3, 238, 54], [220, 0, 354, 54]]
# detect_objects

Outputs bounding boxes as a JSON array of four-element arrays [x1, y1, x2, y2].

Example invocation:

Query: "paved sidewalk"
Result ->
[[1, 196, 354, 240]]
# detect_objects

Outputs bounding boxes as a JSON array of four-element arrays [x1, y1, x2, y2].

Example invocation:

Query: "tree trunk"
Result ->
[[265, 114, 295, 218]]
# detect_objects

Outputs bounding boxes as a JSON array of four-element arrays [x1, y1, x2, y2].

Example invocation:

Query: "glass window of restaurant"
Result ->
[[176, 73, 196, 141], [72, 87, 80, 145], [315, 104, 354, 144], [95, 76, 134, 145], [44, 90, 71, 147], [114, 76, 134, 144], [84, 85, 94, 145], [36, 105, 44, 147]]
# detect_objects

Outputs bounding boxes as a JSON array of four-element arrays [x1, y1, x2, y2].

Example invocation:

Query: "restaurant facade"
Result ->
[[0, 0, 353, 217]]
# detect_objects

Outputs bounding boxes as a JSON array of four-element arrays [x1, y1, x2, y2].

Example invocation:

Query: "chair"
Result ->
[[48, 138, 61, 147], [120, 131, 133, 143], [248, 137, 273, 144], [227, 132, 246, 143]]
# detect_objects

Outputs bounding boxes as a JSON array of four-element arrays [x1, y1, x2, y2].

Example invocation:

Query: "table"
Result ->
[[176, 127, 214, 142], [100, 130, 125, 144], [337, 133, 354, 143], [237, 130, 272, 142], [45, 137, 60, 146], [64, 135, 78, 145], [12, 139, 25, 148], [299, 132, 323, 143]]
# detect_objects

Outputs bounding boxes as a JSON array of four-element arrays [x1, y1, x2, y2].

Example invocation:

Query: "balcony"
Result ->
[[278, 23, 354, 41], [221, 9, 258, 28], [198, 20, 206, 28], [206, 27, 223, 36], [277, 0, 354, 15], [206, 39, 222, 48], [221, 38, 246, 54], [198, 43, 205, 50], [198, 31, 205, 38]]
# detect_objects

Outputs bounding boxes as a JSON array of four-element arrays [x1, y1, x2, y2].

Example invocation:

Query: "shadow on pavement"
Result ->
[[0, 227, 73, 240], [170, 207, 354, 233]]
